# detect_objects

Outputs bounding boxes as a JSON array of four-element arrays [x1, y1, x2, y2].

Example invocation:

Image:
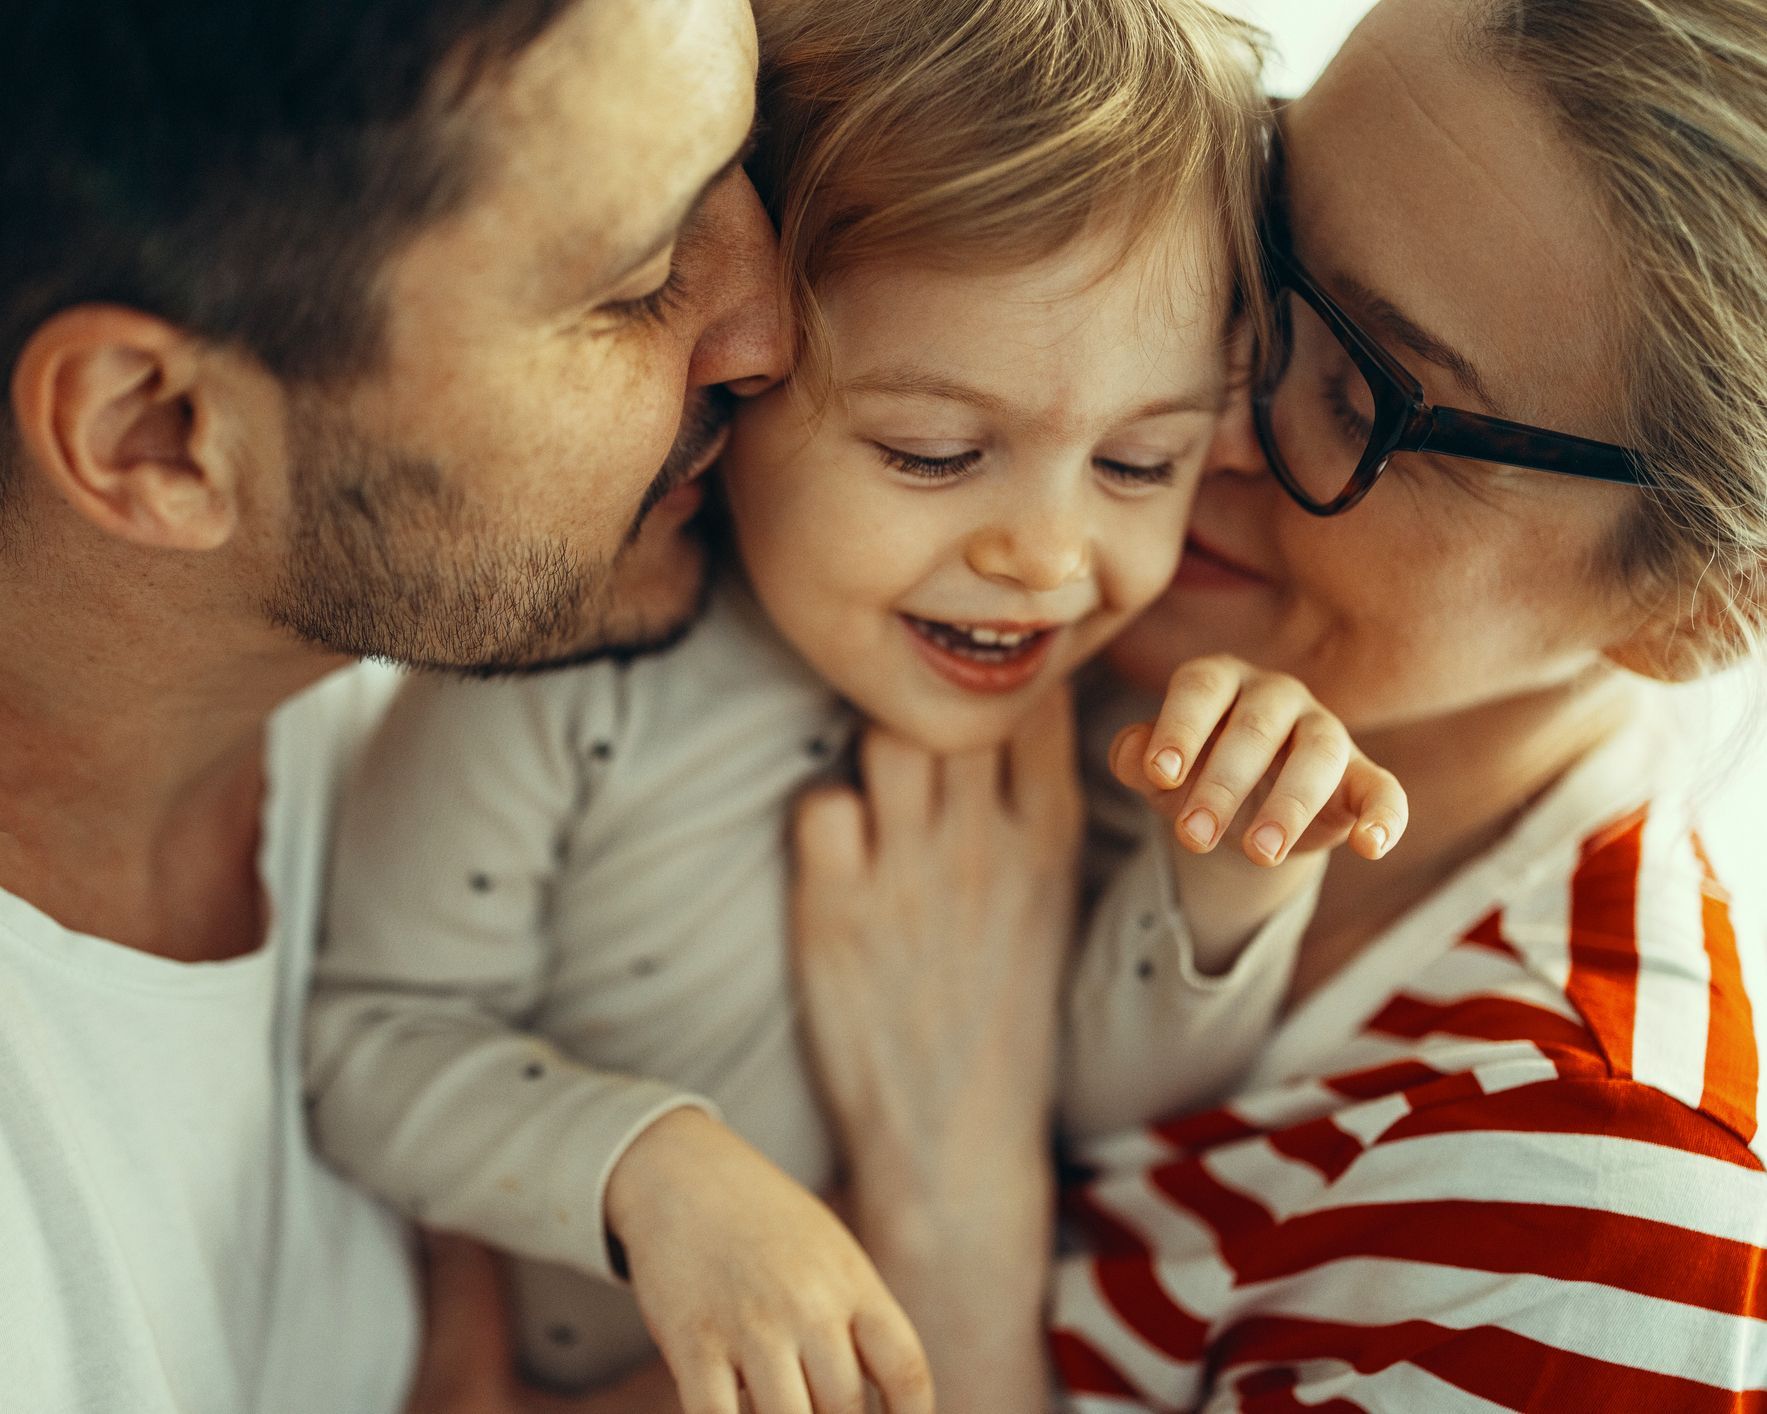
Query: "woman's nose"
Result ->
[[1204, 367, 1268, 482], [964, 506, 1092, 593]]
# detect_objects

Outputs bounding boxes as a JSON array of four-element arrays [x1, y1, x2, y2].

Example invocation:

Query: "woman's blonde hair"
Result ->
[[1472, 0, 1767, 672], [754, 0, 1268, 394]]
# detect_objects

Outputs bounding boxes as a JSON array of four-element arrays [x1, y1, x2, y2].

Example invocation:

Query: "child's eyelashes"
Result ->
[[1098, 458, 1175, 489], [869, 440, 1176, 491], [870, 443, 984, 481]]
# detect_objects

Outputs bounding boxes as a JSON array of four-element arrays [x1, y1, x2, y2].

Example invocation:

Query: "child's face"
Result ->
[[723, 216, 1228, 752]]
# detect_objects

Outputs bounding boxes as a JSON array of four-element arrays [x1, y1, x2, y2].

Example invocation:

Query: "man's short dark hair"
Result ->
[[0, 0, 577, 498]]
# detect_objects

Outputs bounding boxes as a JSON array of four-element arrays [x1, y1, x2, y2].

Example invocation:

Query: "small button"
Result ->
[[1137, 959, 1155, 982], [547, 1324, 578, 1347], [469, 873, 493, 893], [631, 956, 663, 978], [523, 1062, 545, 1080], [1138, 912, 1156, 931], [589, 741, 613, 762], [806, 737, 832, 759]]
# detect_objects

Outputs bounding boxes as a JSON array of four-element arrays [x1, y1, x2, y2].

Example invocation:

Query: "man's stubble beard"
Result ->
[[262, 389, 733, 676]]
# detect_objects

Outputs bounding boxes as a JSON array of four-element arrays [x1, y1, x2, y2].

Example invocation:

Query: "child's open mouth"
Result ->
[[900, 615, 1061, 694]]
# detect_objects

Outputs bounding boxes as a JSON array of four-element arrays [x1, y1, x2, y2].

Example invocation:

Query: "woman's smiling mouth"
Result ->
[[900, 614, 1063, 694]]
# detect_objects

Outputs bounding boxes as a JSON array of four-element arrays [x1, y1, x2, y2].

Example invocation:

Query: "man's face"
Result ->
[[265, 0, 785, 673]]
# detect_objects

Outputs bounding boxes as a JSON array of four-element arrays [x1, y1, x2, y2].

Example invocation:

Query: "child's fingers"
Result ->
[[854, 1304, 935, 1414], [1142, 656, 1246, 791], [1108, 723, 1159, 800], [1173, 685, 1307, 852], [734, 1344, 814, 1414], [798, 1328, 868, 1414], [1343, 752, 1409, 860], [1241, 711, 1352, 865]]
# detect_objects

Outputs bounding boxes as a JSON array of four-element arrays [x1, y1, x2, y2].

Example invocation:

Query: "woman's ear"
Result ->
[[9, 305, 254, 551], [1603, 587, 1754, 684]]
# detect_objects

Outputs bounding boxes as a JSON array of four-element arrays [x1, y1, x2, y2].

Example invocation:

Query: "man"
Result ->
[[0, 0, 783, 1409]]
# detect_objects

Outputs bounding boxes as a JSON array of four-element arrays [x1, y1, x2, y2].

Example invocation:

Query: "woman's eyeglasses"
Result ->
[[1250, 194, 1650, 517]]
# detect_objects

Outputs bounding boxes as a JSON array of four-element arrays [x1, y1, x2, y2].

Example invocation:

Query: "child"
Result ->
[[304, 0, 1402, 1408]]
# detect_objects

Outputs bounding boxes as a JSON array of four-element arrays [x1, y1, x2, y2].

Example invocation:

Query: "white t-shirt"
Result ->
[[0, 664, 420, 1414]]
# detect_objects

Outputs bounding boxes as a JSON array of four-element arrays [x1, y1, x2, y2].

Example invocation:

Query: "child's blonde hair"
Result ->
[[754, 0, 1268, 391]]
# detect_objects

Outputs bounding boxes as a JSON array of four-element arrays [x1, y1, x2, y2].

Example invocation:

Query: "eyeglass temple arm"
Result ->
[[1420, 406, 1647, 485]]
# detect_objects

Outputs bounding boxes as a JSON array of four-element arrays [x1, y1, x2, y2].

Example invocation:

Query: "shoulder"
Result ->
[[1488, 787, 1767, 1167]]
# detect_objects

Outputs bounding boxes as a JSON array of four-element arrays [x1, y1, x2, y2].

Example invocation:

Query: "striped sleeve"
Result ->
[[1051, 1070, 1767, 1412]]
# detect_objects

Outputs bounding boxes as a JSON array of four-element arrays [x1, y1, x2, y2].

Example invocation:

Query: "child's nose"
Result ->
[[964, 513, 1092, 593]]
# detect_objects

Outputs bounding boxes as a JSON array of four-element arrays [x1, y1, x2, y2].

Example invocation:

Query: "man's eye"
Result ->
[[602, 268, 685, 328], [870, 443, 983, 481]]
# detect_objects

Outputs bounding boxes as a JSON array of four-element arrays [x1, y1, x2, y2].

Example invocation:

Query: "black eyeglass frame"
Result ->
[[1252, 203, 1650, 518]]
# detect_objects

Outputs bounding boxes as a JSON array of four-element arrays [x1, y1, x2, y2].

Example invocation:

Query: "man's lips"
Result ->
[[1174, 533, 1272, 589], [650, 428, 730, 517], [683, 426, 731, 484]]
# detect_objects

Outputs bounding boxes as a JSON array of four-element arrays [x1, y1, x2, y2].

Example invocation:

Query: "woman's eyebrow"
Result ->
[[1333, 272, 1499, 410]]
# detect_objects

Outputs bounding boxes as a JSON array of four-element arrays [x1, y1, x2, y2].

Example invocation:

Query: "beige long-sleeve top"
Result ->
[[305, 578, 1311, 1387]]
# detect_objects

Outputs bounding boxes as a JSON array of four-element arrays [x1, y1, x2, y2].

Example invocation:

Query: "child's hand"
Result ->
[[1109, 654, 1408, 867], [605, 1108, 933, 1414]]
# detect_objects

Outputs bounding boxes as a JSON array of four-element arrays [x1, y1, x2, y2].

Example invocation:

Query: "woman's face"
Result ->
[[1108, 0, 1661, 731], [724, 216, 1228, 753]]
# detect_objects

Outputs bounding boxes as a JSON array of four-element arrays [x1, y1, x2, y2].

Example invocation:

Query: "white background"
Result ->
[[1215, 0, 1377, 95]]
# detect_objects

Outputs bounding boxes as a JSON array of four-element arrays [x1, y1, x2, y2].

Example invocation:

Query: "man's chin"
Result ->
[[454, 529, 714, 679]]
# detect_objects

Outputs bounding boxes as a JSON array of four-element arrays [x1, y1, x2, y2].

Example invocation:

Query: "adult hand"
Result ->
[[789, 687, 1085, 1414], [402, 1231, 682, 1414]]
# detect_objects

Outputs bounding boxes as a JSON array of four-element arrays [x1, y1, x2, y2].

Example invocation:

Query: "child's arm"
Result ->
[[304, 671, 705, 1287], [308, 673, 931, 1414], [1062, 656, 1406, 1136]]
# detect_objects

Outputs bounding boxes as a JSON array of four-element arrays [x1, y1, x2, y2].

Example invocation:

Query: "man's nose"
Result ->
[[687, 170, 789, 397]]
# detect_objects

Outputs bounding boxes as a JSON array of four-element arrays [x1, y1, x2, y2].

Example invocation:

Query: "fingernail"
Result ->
[[1182, 809, 1218, 847], [1251, 823, 1286, 860], [1366, 823, 1391, 855], [1151, 749, 1183, 786]]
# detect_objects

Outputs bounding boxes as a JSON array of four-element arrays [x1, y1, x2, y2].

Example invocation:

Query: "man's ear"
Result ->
[[9, 305, 252, 551]]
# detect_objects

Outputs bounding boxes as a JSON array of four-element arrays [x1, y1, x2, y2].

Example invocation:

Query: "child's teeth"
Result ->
[[971, 627, 1002, 645]]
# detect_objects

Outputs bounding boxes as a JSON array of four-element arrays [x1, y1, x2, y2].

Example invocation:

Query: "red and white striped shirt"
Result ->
[[1051, 721, 1767, 1411]]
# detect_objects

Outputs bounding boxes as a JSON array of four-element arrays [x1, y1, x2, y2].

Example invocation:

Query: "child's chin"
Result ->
[[868, 699, 1021, 757]]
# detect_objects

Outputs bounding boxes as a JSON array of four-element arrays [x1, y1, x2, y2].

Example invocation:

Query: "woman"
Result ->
[[790, 0, 1767, 1407]]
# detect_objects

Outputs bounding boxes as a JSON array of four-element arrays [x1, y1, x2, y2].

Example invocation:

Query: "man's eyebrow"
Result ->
[[842, 367, 1224, 422], [1332, 272, 1498, 410], [602, 115, 762, 287]]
